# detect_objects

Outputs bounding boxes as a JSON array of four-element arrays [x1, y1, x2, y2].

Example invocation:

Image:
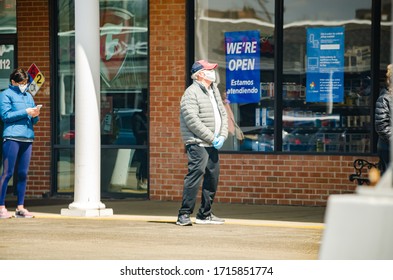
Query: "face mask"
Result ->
[[18, 84, 28, 93], [203, 70, 216, 82]]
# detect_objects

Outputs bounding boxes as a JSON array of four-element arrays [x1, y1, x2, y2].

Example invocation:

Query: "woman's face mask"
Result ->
[[203, 70, 216, 82], [18, 84, 28, 93], [12, 78, 28, 93]]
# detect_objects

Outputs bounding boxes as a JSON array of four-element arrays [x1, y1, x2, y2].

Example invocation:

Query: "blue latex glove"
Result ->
[[213, 136, 225, 150]]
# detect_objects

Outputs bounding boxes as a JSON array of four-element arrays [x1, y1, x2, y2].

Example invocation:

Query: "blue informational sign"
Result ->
[[225, 30, 260, 104], [306, 27, 344, 103]]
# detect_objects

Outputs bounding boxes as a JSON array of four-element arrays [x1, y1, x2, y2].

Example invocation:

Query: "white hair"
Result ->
[[191, 69, 203, 80]]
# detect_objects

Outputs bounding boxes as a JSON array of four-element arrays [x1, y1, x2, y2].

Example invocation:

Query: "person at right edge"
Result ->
[[177, 60, 228, 226], [375, 63, 393, 175]]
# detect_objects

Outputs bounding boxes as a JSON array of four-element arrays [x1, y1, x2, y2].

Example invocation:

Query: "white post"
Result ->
[[61, 0, 112, 217], [390, 1, 393, 188]]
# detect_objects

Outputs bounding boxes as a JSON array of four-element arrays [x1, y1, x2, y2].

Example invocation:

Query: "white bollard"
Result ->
[[319, 169, 393, 259]]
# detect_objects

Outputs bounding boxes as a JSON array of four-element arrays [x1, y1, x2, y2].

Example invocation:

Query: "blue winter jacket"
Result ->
[[0, 84, 39, 140]]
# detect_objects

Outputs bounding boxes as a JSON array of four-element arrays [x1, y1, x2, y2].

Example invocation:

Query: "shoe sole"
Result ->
[[14, 215, 34, 218], [195, 219, 224, 225], [176, 221, 193, 226]]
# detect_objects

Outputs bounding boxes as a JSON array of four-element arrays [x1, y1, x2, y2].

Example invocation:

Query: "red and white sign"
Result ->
[[27, 63, 45, 96], [100, 7, 134, 84]]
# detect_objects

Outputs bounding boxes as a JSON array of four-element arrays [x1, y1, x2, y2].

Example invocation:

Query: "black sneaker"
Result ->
[[195, 213, 225, 225], [176, 214, 192, 226]]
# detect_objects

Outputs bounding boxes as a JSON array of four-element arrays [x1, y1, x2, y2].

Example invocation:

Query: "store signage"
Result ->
[[0, 44, 15, 91], [27, 63, 45, 96], [225, 30, 260, 104], [306, 27, 344, 103]]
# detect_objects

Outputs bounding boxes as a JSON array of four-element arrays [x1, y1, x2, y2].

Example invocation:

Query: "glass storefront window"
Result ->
[[57, 149, 74, 193], [283, 0, 372, 153], [195, 0, 378, 154], [0, 0, 16, 34], [57, 148, 148, 195], [195, 0, 275, 152], [55, 0, 148, 196]]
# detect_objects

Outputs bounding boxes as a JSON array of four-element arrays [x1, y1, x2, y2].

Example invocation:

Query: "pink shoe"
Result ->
[[14, 208, 34, 218], [0, 208, 12, 219]]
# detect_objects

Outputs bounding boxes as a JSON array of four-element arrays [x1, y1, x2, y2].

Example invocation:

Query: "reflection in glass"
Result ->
[[57, 0, 148, 146], [283, 0, 372, 153], [0, 0, 16, 34], [380, 0, 392, 87], [195, 0, 275, 151], [101, 148, 148, 194], [55, 0, 149, 195], [0, 44, 15, 90], [57, 150, 74, 193], [57, 148, 147, 194]]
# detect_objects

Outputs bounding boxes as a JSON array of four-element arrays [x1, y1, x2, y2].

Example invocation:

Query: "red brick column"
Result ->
[[17, 0, 51, 197], [149, 0, 187, 201]]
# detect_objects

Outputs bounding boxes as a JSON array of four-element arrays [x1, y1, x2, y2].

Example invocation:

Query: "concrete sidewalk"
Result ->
[[0, 198, 326, 260], [8, 197, 326, 223]]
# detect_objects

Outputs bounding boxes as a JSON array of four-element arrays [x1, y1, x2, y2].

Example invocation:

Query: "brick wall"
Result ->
[[17, 0, 51, 197], [217, 155, 379, 206], [148, 0, 379, 206]]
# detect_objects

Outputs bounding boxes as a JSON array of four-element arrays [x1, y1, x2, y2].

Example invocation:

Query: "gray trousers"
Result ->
[[179, 144, 219, 217]]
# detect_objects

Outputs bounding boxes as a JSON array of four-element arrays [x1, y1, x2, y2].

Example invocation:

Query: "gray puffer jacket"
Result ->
[[180, 81, 228, 146], [375, 88, 392, 145]]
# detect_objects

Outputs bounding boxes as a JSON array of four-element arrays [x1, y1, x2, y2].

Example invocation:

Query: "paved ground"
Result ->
[[0, 198, 325, 260]]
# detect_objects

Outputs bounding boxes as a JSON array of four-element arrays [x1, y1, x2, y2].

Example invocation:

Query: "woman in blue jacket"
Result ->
[[0, 68, 40, 218]]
